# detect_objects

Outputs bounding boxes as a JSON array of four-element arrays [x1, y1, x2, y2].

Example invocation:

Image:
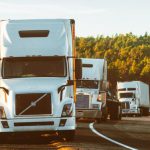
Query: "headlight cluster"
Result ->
[[61, 104, 73, 117], [0, 106, 7, 119]]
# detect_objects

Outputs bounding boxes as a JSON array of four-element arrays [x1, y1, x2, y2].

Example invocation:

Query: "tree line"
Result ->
[[76, 33, 150, 93]]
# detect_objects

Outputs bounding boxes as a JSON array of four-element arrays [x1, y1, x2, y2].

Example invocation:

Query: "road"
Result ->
[[0, 116, 150, 150]]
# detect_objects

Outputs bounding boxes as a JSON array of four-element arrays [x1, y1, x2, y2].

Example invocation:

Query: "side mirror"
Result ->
[[67, 80, 74, 85], [75, 59, 82, 80]]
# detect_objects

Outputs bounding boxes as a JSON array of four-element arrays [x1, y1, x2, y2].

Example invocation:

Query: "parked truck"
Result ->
[[76, 58, 121, 122], [0, 19, 82, 141], [117, 81, 150, 116]]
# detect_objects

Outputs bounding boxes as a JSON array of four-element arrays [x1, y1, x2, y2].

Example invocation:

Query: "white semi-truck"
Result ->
[[0, 19, 82, 140], [76, 58, 121, 122], [117, 81, 150, 116]]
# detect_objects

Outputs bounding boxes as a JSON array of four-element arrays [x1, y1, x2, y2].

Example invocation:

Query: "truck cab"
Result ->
[[117, 81, 149, 116], [76, 58, 107, 122], [0, 19, 82, 140], [118, 90, 138, 115]]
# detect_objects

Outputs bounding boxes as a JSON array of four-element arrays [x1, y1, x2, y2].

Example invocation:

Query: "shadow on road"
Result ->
[[0, 132, 65, 145]]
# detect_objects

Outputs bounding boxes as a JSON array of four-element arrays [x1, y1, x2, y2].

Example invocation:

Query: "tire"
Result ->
[[139, 108, 143, 116], [110, 104, 120, 120], [76, 118, 80, 122], [59, 130, 75, 141], [95, 110, 103, 123], [118, 105, 122, 120], [0, 133, 8, 143], [96, 118, 101, 123], [101, 106, 108, 121], [142, 108, 149, 116], [110, 112, 116, 120]]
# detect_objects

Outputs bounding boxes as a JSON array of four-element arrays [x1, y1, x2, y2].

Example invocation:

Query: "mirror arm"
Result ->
[[0, 87, 9, 94], [57, 80, 74, 93]]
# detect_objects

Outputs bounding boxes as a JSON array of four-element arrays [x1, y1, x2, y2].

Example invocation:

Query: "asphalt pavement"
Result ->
[[0, 116, 150, 150]]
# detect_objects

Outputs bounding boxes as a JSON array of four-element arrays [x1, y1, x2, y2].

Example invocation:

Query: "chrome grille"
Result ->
[[15, 93, 51, 115], [76, 94, 89, 109], [121, 102, 130, 109]]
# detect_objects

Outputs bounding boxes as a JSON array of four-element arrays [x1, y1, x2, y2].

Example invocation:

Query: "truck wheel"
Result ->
[[96, 118, 101, 123], [0, 133, 7, 143], [139, 108, 143, 116], [76, 118, 80, 122], [59, 130, 75, 141], [95, 110, 103, 123], [110, 109, 115, 120], [109, 104, 115, 120], [101, 106, 108, 121], [110, 114, 115, 120], [110, 104, 120, 120], [118, 105, 122, 120], [142, 108, 149, 116]]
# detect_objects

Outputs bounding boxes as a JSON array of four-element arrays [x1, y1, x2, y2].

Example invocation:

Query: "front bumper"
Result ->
[[122, 109, 139, 115], [0, 117, 75, 133], [76, 109, 102, 119]]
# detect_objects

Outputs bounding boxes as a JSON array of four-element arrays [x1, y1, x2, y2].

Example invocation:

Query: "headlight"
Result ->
[[61, 104, 73, 117]]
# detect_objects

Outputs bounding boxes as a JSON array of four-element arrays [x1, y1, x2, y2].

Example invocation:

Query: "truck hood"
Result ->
[[76, 88, 99, 95], [119, 98, 133, 102], [0, 77, 67, 93]]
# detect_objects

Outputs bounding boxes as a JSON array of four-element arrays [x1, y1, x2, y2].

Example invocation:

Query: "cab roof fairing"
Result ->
[[0, 19, 73, 58], [117, 81, 139, 89], [81, 58, 107, 81]]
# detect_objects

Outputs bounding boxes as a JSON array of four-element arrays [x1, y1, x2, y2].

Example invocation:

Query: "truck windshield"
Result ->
[[76, 80, 99, 89], [2, 56, 67, 78], [119, 93, 135, 98]]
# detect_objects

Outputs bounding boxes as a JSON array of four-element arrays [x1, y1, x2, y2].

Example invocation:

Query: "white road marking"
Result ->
[[89, 122, 138, 150]]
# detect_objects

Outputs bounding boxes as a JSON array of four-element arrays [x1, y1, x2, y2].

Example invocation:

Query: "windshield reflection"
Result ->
[[119, 93, 135, 98], [2, 56, 67, 78], [76, 80, 99, 89]]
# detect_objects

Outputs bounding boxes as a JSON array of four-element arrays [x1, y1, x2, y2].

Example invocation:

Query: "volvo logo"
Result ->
[[18, 93, 47, 115], [31, 101, 36, 107]]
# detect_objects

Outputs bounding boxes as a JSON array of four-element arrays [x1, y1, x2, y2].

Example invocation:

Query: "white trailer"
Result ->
[[0, 19, 82, 140], [117, 81, 150, 116]]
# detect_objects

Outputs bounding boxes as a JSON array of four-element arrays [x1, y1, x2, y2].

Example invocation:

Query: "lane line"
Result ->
[[89, 122, 138, 150]]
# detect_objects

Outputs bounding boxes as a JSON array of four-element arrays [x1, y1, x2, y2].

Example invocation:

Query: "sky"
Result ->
[[0, 0, 150, 37]]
